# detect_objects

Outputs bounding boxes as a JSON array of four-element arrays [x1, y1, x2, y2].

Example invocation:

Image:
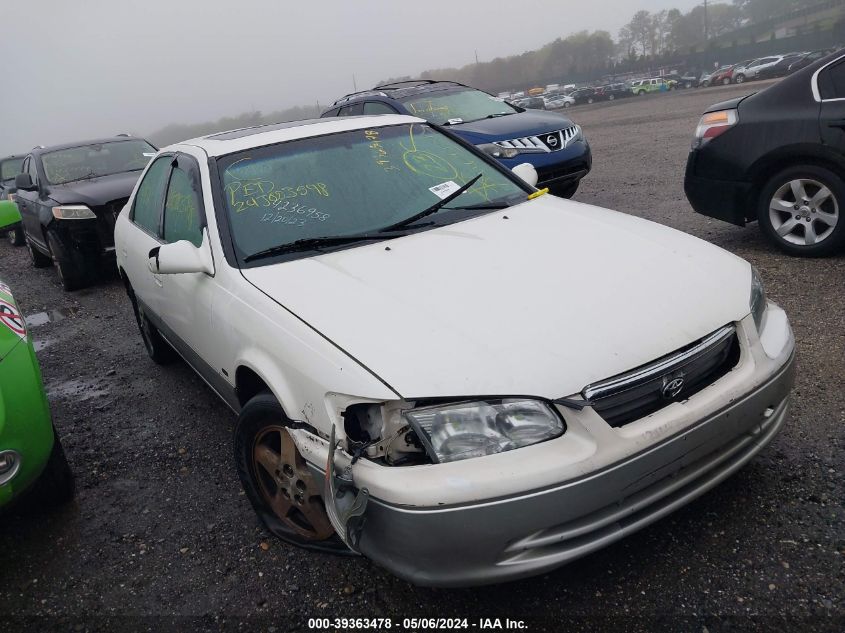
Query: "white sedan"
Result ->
[[114, 114, 795, 587]]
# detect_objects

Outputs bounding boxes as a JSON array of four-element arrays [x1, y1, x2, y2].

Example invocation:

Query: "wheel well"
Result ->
[[235, 366, 270, 407], [746, 150, 845, 221]]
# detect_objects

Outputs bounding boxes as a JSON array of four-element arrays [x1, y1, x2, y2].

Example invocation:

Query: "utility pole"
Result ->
[[352, 73, 358, 92], [704, 0, 709, 44], [475, 49, 479, 65]]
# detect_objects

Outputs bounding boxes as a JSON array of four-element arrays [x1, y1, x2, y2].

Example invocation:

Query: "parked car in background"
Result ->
[[0, 201, 74, 511], [732, 56, 787, 83], [544, 93, 574, 109], [685, 49, 845, 256], [594, 83, 630, 101], [786, 50, 830, 74], [631, 77, 674, 95], [756, 53, 807, 80], [512, 96, 546, 110], [322, 80, 592, 198], [569, 87, 597, 104], [116, 114, 794, 587], [0, 154, 25, 246], [15, 136, 157, 290], [709, 65, 739, 86]]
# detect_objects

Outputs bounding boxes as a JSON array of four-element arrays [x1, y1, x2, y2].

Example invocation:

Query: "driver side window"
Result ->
[[163, 159, 204, 248]]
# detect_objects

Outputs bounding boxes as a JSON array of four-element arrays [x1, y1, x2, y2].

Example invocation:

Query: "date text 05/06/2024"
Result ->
[[307, 618, 528, 630]]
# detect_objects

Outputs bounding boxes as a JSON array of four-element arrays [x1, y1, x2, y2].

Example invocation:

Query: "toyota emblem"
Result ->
[[662, 375, 685, 399], [546, 134, 559, 147]]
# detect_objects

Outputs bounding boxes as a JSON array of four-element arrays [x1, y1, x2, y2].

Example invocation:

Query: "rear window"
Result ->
[[0, 158, 23, 182]]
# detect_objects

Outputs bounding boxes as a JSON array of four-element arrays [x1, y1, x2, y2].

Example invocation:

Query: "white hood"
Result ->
[[241, 197, 752, 399]]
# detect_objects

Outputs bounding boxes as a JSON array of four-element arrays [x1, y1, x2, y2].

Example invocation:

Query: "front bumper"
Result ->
[[51, 217, 116, 261], [0, 339, 54, 508], [499, 140, 592, 190], [684, 152, 753, 226], [356, 351, 793, 586]]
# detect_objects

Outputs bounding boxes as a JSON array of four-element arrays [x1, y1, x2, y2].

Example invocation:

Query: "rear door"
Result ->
[[816, 56, 845, 154]]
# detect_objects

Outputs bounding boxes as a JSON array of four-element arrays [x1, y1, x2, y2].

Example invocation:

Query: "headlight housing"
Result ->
[[750, 266, 767, 332], [403, 399, 564, 464], [476, 143, 521, 159], [52, 205, 96, 220]]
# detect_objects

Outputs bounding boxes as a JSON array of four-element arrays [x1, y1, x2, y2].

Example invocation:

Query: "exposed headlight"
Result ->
[[52, 205, 96, 220], [403, 399, 564, 464], [476, 143, 520, 159], [750, 266, 767, 332], [0, 450, 21, 485]]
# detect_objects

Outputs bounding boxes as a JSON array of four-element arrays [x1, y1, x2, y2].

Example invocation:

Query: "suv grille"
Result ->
[[93, 198, 128, 248], [583, 325, 740, 427], [496, 126, 579, 153]]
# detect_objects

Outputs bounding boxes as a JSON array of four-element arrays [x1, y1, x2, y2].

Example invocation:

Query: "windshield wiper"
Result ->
[[377, 174, 483, 233], [243, 230, 416, 263], [443, 202, 511, 210]]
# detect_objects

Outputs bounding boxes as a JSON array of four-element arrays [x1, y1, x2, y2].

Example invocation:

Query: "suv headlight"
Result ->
[[403, 399, 564, 464], [476, 143, 520, 159], [750, 266, 767, 331], [52, 205, 96, 220]]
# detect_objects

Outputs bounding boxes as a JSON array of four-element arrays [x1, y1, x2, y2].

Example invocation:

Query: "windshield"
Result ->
[[42, 139, 156, 185], [399, 88, 518, 125], [216, 123, 526, 263], [0, 158, 23, 183]]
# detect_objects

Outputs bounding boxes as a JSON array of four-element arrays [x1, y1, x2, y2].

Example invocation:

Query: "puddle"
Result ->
[[47, 378, 109, 401], [25, 306, 81, 328]]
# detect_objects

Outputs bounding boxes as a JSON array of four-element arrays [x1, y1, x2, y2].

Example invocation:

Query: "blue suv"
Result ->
[[321, 80, 592, 198]]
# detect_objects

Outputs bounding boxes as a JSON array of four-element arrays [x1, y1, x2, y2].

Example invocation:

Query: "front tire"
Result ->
[[757, 165, 845, 257], [608, 94, 615, 101], [126, 282, 177, 364], [26, 236, 52, 268], [234, 392, 348, 553], [26, 432, 74, 508], [46, 229, 89, 291]]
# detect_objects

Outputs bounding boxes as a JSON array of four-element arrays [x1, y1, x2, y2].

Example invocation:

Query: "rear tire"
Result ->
[[608, 94, 615, 101], [757, 164, 845, 257], [735, 74, 746, 84], [26, 236, 52, 268], [723, 77, 731, 85], [46, 229, 89, 291], [7, 226, 24, 246], [234, 392, 349, 554]]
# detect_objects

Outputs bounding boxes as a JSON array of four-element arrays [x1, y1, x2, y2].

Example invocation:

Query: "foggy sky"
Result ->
[[0, 0, 701, 155]]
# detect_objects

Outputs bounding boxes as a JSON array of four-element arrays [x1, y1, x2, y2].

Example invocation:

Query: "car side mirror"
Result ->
[[0, 200, 22, 231], [15, 173, 35, 191], [148, 233, 214, 275], [512, 163, 539, 188]]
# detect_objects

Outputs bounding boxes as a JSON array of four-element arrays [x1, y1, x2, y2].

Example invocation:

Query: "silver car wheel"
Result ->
[[769, 178, 840, 246]]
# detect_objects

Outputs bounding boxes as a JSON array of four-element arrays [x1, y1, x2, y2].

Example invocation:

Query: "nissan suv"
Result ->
[[15, 136, 156, 290], [321, 80, 591, 198]]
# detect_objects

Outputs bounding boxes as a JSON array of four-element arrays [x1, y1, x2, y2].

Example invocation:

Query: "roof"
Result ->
[[331, 80, 468, 106], [177, 114, 423, 157], [31, 136, 150, 156]]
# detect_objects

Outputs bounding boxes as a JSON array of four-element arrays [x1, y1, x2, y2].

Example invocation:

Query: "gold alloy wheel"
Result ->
[[252, 425, 334, 541]]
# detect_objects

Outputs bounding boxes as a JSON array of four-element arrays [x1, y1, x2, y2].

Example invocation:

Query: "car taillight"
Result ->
[[693, 109, 738, 148]]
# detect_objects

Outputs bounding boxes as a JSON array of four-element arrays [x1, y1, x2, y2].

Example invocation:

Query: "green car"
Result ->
[[0, 201, 73, 510]]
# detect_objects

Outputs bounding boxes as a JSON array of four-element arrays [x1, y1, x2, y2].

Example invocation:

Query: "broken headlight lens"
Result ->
[[750, 266, 767, 332], [403, 399, 564, 464]]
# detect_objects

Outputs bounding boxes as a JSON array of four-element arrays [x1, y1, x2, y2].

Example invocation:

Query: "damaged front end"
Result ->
[[324, 425, 370, 552]]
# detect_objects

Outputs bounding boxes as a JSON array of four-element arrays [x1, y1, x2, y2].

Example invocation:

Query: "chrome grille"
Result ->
[[496, 126, 579, 153], [583, 325, 740, 427]]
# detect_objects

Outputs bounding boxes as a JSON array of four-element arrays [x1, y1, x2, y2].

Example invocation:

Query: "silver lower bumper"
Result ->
[[356, 352, 795, 587]]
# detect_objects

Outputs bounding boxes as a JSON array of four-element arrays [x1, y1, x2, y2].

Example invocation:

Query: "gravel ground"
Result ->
[[1, 83, 843, 633]]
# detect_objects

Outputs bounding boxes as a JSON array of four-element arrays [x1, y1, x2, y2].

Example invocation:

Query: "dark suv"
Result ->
[[15, 136, 156, 290], [321, 80, 591, 198], [0, 154, 25, 245]]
